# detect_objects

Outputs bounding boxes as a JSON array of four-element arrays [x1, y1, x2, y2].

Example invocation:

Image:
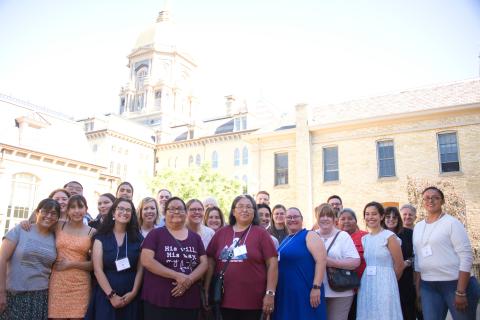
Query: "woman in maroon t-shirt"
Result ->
[[205, 194, 278, 320], [141, 197, 208, 320]]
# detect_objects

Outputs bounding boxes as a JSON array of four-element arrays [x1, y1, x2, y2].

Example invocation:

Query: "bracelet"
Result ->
[[455, 290, 467, 297], [107, 290, 117, 299]]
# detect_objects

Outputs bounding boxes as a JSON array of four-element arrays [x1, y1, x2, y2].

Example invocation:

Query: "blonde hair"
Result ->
[[137, 197, 159, 226]]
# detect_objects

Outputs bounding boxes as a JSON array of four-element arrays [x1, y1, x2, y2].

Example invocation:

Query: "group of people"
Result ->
[[0, 181, 478, 320]]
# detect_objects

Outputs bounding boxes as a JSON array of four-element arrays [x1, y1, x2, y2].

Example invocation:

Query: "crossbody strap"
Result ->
[[326, 231, 341, 254], [219, 226, 249, 276]]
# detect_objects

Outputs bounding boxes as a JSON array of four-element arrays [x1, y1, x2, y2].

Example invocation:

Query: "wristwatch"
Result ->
[[312, 284, 321, 290], [265, 290, 275, 296]]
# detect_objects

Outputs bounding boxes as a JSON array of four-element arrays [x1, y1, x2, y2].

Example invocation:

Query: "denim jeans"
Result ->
[[420, 277, 479, 320]]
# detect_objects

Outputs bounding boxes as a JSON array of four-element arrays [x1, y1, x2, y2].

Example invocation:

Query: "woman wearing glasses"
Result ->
[[0, 199, 60, 320], [204, 195, 278, 320], [272, 207, 327, 320], [413, 187, 479, 320], [86, 198, 143, 319], [186, 199, 215, 249], [141, 197, 208, 320]]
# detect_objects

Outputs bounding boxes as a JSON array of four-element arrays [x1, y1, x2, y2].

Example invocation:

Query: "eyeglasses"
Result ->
[[235, 205, 254, 212], [167, 207, 186, 213], [423, 196, 442, 202], [286, 215, 302, 221], [39, 209, 59, 218], [116, 206, 132, 213], [188, 208, 203, 212]]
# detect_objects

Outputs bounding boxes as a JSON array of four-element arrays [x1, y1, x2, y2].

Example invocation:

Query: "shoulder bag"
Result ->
[[326, 231, 361, 292]]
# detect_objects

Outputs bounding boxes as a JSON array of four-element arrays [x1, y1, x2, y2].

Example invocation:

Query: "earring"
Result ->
[[112, 217, 115, 221]]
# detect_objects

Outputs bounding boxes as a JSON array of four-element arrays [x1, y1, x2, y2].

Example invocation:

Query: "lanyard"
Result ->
[[421, 213, 445, 245], [115, 233, 128, 261], [232, 224, 252, 246], [278, 229, 302, 254]]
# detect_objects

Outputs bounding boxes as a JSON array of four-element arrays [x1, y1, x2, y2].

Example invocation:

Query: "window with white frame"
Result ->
[[234, 148, 240, 166], [211, 151, 218, 168], [274, 153, 288, 185], [437, 132, 460, 172], [323, 146, 339, 182], [242, 147, 248, 165], [377, 140, 396, 177]]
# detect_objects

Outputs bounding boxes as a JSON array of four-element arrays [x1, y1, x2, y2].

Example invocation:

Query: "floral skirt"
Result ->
[[0, 289, 48, 320]]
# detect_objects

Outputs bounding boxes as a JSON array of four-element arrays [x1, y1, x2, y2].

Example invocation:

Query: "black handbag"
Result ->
[[326, 231, 360, 292], [209, 228, 248, 305]]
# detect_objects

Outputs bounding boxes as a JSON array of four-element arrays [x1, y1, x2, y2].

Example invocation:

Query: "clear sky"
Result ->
[[0, 0, 479, 119]]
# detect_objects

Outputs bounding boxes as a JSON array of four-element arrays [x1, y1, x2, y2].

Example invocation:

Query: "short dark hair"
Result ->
[[116, 182, 134, 197], [383, 206, 403, 234], [327, 195, 342, 204], [257, 204, 272, 216], [100, 193, 116, 203], [363, 201, 385, 218], [35, 198, 61, 219], [256, 191, 270, 197], [97, 198, 141, 242], [164, 197, 187, 213], [63, 181, 83, 190], [229, 194, 260, 226], [421, 186, 445, 201]]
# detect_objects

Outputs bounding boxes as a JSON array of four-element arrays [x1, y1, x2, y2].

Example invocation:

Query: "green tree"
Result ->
[[148, 163, 243, 216]]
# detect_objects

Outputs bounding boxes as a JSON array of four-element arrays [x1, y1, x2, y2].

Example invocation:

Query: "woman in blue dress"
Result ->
[[356, 202, 405, 320], [272, 207, 327, 320], [85, 198, 143, 320]]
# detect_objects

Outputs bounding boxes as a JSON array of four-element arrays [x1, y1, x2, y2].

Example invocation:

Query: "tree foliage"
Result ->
[[148, 163, 243, 216]]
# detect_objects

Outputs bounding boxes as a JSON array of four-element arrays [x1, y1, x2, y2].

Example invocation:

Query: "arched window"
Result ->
[[3, 173, 39, 235], [242, 146, 248, 165], [234, 148, 240, 166], [188, 155, 194, 167], [195, 154, 201, 166], [211, 151, 218, 168]]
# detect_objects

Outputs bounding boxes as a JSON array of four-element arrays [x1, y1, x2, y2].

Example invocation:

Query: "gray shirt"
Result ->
[[4, 224, 57, 292]]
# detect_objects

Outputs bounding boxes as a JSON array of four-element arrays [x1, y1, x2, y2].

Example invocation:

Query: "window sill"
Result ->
[[377, 176, 398, 182], [274, 184, 289, 189], [439, 171, 463, 177], [323, 180, 340, 185]]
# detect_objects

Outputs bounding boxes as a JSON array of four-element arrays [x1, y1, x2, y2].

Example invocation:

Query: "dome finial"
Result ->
[[157, 0, 172, 22]]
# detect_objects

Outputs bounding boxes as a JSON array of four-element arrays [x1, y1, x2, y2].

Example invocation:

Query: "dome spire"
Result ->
[[157, 0, 172, 22]]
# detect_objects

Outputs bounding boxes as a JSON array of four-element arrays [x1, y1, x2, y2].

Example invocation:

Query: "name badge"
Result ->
[[233, 245, 247, 257], [115, 257, 131, 271], [422, 245, 433, 257], [366, 266, 377, 276]]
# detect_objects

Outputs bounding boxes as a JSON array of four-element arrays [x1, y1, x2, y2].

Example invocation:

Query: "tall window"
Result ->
[[323, 146, 339, 182], [195, 154, 201, 166], [234, 148, 240, 166], [4, 173, 39, 235], [377, 140, 396, 177], [188, 155, 194, 167], [437, 132, 460, 172], [242, 147, 248, 165], [242, 175, 248, 193], [274, 153, 288, 185], [211, 151, 218, 168]]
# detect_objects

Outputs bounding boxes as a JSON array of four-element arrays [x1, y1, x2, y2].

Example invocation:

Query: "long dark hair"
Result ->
[[363, 201, 385, 218], [97, 198, 141, 242], [228, 194, 260, 226], [383, 206, 403, 234]]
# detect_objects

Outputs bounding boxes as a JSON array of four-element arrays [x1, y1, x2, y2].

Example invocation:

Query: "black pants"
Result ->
[[221, 308, 262, 320], [144, 301, 199, 320]]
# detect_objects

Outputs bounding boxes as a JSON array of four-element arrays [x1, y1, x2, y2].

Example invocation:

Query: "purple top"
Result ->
[[141, 227, 206, 309]]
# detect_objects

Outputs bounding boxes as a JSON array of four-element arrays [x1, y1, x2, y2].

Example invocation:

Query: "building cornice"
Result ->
[[0, 143, 105, 172], [86, 129, 156, 148], [157, 129, 258, 150]]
